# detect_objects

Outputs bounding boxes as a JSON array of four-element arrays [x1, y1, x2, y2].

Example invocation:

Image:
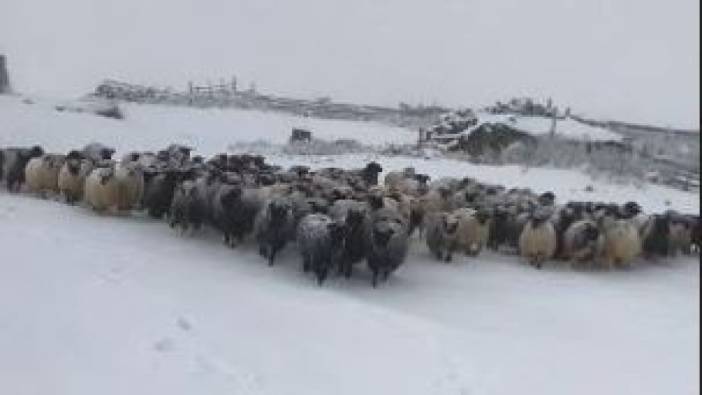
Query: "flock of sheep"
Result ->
[[0, 142, 699, 287]]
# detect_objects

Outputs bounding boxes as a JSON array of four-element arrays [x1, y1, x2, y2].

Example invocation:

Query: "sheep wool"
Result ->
[[519, 217, 557, 268]]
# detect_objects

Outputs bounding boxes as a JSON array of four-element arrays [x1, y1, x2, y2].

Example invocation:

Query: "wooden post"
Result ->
[[0, 55, 10, 94]]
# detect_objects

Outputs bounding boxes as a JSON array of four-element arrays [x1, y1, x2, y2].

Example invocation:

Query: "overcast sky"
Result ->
[[1, 0, 699, 128]]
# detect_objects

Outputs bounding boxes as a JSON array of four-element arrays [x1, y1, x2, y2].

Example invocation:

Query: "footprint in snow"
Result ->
[[176, 317, 192, 332], [194, 354, 263, 394], [98, 267, 123, 284], [153, 337, 176, 353]]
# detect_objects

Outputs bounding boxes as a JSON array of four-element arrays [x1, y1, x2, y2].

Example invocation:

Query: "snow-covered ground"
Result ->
[[0, 191, 698, 395], [477, 112, 624, 142], [0, 96, 416, 154], [0, 95, 699, 394]]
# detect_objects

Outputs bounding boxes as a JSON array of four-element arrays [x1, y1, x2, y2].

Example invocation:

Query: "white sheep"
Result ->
[[519, 213, 557, 269], [598, 217, 641, 269], [453, 208, 491, 256], [84, 166, 120, 212], [58, 157, 93, 204], [24, 154, 65, 196], [114, 162, 144, 211]]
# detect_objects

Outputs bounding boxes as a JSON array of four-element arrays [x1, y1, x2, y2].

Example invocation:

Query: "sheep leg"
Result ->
[[268, 249, 276, 266], [316, 268, 328, 286], [444, 243, 454, 262], [303, 254, 311, 272], [371, 270, 379, 288], [336, 258, 345, 275]]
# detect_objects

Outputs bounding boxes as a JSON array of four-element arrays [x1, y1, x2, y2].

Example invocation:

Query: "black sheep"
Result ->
[[1, 145, 44, 192], [255, 197, 295, 266], [296, 213, 347, 285]]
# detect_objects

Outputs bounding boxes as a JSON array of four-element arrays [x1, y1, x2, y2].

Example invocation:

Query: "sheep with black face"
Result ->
[[255, 197, 295, 266], [329, 199, 371, 278], [58, 150, 93, 204], [82, 143, 115, 163], [519, 208, 557, 269], [563, 219, 604, 267], [367, 207, 409, 287], [169, 179, 208, 234], [211, 183, 256, 247], [425, 211, 459, 262], [296, 213, 347, 285], [142, 168, 193, 219]]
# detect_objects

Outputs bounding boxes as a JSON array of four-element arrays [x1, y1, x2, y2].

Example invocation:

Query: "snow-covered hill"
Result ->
[[0, 95, 699, 395], [476, 112, 624, 142]]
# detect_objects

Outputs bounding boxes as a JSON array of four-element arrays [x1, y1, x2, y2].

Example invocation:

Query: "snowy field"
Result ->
[[0, 95, 699, 394], [0, 96, 417, 154]]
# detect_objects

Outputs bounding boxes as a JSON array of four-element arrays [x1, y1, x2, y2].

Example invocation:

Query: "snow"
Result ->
[[0, 192, 698, 395], [0, 95, 416, 154], [0, 94, 699, 394], [477, 112, 624, 142]]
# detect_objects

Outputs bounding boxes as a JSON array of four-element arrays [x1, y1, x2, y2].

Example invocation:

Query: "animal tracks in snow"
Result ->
[[149, 315, 264, 394]]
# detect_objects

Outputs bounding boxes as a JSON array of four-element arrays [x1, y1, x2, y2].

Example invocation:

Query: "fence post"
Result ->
[[0, 55, 10, 94]]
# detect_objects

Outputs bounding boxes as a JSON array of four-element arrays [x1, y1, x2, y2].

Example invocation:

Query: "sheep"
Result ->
[[668, 219, 692, 257], [169, 179, 207, 233], [352, 161, 383, 187], [666, 212, 694, 257], [166, 144, 193, 166], [81, 143, 115, 163], [1, 146, 44, 192], [291, 194, 330, 230], [84, 166, 120, 212], [211, 183, 261, 247], [551, 206, 582, 259], [599, 217, 641, 268], [690, 215, 702, 253], [450, 187, 481, 211], [519, 210, 557, 269], [113, 162, 144, 211], [384, 167, 429, 196], [487, 205, 511, 251], [453, 207, 492, 256], [255, 197, 295, 266], [538, 191, 556, 207], [296, 213, 347, 285], [384, 189, 412, 221], [419, 186, 453, 216], [619, 201, 642, 220], [367, 207, 410, 287], [640, 214, 671, 258], [562, 219, 604, 268], [58, 151, 93, 204], [414, 186, 453, 236], [329, 199, 371, 278], [25, 154, 66, 196], [141, 168, 191, 219], [425, 211, 459, 262]]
